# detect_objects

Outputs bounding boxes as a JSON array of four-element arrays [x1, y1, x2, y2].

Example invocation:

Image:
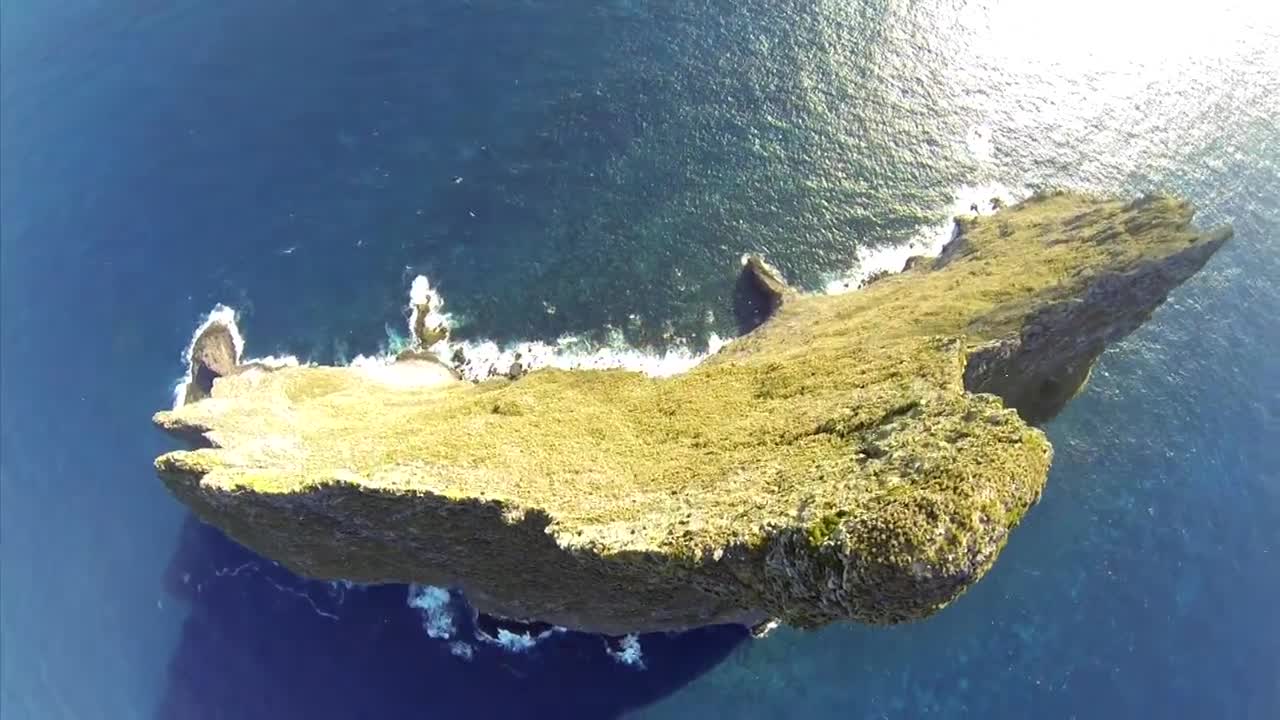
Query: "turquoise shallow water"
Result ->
[[2, 0, 1278, 717]]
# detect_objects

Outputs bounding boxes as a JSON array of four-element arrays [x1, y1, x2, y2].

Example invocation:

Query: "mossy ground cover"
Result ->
[[154, 192, 1227, 630]]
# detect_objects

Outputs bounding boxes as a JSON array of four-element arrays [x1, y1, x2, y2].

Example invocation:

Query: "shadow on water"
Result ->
[[157, 517, 749, 719]]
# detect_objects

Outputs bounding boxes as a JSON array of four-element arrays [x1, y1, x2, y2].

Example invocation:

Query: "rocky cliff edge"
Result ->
[[153, 192, 1230, 634]]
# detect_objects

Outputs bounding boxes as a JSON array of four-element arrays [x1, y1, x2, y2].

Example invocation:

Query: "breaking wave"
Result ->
[[404, 587, 585, 661], [407, 585, 457, 640], [171, 183, 1028, 401], [475, 626, 563, 653], [823, 182, 1027, 294], [441, 329, 730, 382], [606, 634, 646, 669]]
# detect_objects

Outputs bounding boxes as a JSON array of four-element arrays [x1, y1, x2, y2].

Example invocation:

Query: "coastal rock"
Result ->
[[183, 323, 239, 405], [733, 254, 794, 332], [153, 193, 1229, 634], [902, 254, 929, 272], [858, 268, 895, 288], [409, 275, 450, 347]]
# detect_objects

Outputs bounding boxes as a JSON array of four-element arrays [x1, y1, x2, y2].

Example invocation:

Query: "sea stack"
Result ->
[[153, 192, 1230, 634], [183, 323, 239, 405]]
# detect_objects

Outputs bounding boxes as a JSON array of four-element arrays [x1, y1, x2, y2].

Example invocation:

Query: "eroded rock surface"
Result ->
[[184, 324, 239, 405], [734, 254, 794, 333], [153, 193, 1229, 634]]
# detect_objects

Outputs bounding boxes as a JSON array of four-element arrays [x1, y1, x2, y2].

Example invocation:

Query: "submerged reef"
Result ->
[[154, 192, 1229, 634]]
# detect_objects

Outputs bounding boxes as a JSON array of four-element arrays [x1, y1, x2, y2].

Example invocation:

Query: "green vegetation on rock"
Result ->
[[153, 192, 1229, 633]]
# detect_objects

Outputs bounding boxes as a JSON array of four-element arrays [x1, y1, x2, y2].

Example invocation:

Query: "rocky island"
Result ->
[[153, 192, 1229, 634]]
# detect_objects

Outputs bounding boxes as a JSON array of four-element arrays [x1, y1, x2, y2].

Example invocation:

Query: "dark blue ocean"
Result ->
[[2, 1, 1278, 717]]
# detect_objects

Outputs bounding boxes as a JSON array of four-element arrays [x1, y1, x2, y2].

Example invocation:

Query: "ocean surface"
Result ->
[[2, 0, 1278, 717]]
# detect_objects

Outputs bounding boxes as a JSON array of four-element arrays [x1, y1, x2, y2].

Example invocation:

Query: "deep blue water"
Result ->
[[2, 1, 1278, 718]]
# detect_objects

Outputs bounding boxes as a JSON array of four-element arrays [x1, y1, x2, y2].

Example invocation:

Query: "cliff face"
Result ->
[[153, 193, 1229, 634]]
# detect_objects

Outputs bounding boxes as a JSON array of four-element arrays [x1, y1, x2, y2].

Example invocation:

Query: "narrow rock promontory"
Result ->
[[153, 192, 1230, 634]]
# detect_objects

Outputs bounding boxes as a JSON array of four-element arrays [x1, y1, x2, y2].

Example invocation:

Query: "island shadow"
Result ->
[[157, 516, 749, 720]]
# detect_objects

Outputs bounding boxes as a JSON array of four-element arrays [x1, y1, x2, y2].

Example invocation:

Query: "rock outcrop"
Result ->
[[153, 192, 1229, 634], [734, 254, 794, 333], [183, 324, 239, 405]]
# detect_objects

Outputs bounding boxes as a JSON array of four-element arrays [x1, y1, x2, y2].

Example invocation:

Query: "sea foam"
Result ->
[[475, 626, 562, 654], [398, 272, 734, 381], [443, 330, 729, 382], [407, 585, 457, 640], [605, 634, 645, 669], [823, 182, 1026, 294]]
